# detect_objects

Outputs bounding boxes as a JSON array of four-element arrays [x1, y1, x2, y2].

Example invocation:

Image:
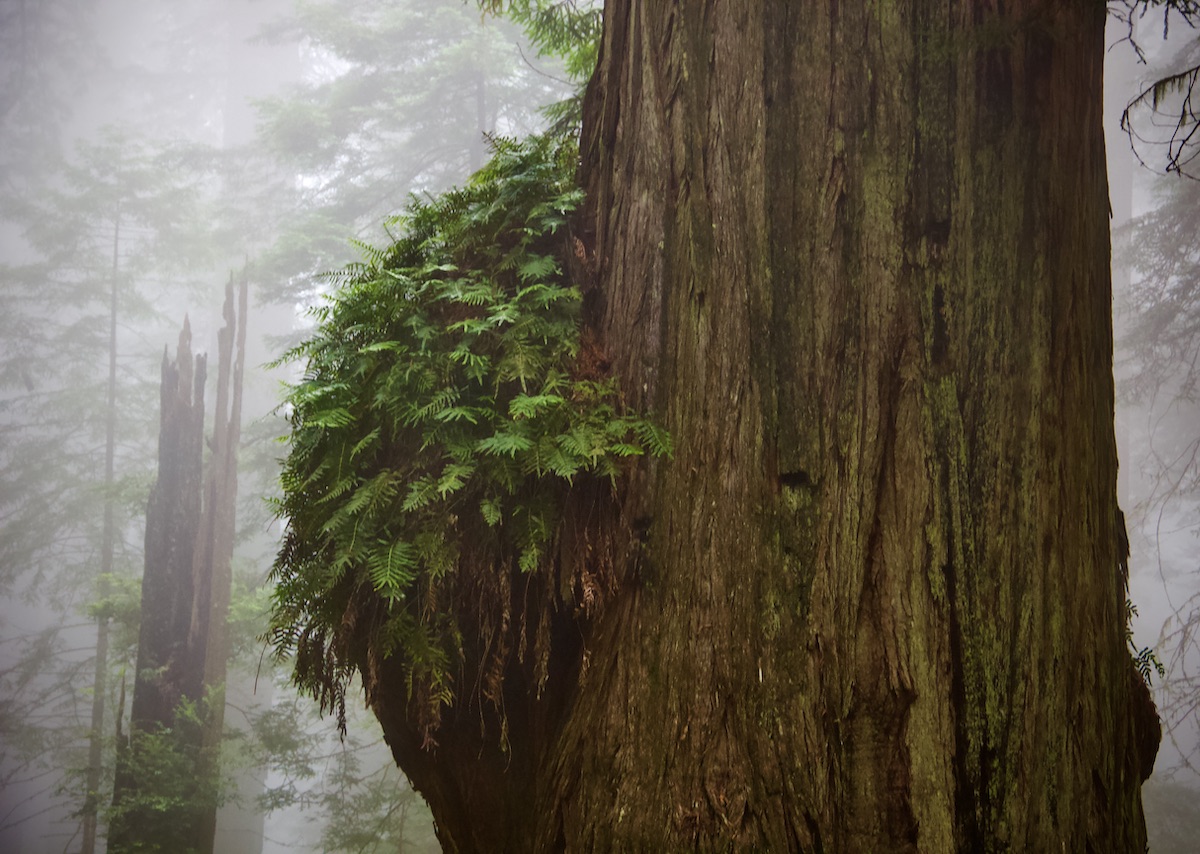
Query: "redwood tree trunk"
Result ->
[[370, 2, 1158, 850]]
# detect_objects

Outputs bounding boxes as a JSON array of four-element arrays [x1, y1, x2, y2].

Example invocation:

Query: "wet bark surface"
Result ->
[[369, 2, 1158, 850]]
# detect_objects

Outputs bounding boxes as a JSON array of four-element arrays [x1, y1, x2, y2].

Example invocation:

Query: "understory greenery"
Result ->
[[107, 696, 228, 854], [267, 132, 669, 738]]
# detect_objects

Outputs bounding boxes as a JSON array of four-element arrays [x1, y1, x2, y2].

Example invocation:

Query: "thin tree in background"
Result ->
[[249, 0, 570, 306], [81, 196, 121, 854], [1103, 2, 1200, 799]]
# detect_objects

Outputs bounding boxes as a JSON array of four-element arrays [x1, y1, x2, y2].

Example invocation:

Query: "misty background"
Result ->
[[1, 1, 1198, 851]]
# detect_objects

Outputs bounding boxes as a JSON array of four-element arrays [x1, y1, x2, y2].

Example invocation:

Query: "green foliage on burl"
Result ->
[[267, 134, 669, 735]]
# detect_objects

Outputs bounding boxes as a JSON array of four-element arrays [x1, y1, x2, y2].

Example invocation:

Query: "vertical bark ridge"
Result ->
[[554, 0, 1150, 851]]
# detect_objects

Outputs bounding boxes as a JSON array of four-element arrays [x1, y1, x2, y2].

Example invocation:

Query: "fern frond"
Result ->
[[268, 131, 670, 744]]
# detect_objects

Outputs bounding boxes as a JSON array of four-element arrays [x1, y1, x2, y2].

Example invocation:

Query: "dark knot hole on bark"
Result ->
[[779, 470, 812, 490]]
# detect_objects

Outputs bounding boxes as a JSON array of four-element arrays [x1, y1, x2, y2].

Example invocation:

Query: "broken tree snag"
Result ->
[[131, 318, 207, 729]]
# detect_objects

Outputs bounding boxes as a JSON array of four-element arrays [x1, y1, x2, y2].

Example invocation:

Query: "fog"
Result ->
[[1108, 11, 1200, 847], [1, 1, 1198, 852]]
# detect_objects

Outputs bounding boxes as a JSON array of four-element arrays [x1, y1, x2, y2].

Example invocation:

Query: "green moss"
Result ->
[[762, 589, 783, 641]]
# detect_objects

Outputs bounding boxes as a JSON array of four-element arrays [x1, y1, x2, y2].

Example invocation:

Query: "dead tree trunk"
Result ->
[[132, 320, 207, 728]]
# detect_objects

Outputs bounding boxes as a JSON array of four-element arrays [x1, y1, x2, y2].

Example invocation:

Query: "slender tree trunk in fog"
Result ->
[[81, 205, 121, 854], [367, 1, 1160, 850], [472, 67, 488, 172], [213, 2, 296, 849], [81, 612, 108, 854]]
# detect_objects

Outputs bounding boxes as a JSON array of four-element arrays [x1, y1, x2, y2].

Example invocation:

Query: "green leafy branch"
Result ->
[[1127, 599, 1167, 684]]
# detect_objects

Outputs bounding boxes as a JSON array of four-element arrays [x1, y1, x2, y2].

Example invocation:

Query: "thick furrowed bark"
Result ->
[[368, 2, 1156, 851]]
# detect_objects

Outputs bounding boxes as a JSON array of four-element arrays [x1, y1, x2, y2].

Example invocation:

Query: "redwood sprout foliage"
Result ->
[[267, 134, 669, 734]]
